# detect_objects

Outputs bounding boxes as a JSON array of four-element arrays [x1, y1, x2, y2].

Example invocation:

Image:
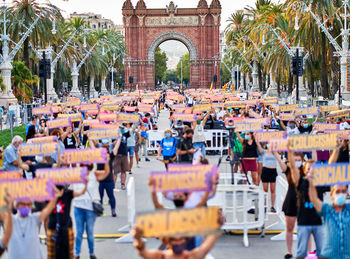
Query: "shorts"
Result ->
[[261, 167, 278, 183], [127, 146, 135, 157], [241, 158, 258, 172], [233, 152, 243, 163], [256, 154, 263, 163], [113, 155, 129, 173]]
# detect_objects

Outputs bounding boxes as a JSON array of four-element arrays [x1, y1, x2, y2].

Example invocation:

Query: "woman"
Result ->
[[140, 123, 150, 162], [157, 129, 177, 170], [61, 121, 82, 149], [237, 132, 259, 185], [256, 140, 278, 212], [73, 159, 109, 259], [192, 112, 210, 157], [26, 125, 37, 141]]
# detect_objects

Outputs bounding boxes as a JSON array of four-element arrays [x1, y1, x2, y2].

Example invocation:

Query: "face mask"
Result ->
[[334, 194, 347, 206], [197, 120, 201, 125], [121, 129, 125, 134], [303, 124, 309, 128], [173, 199, 185, 208], [36, 156, 43, 163], [172, 243, 186, 255], [266, 144, 269, 149], [289, 124, 295, 129], [18, 206, 31, 217], [165, 133, 171, 138], [295, 161, 302, 168], [245, 135, 251, 140]]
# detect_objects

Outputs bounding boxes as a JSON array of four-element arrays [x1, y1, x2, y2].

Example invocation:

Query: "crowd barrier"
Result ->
[[147, 129, 229, 156]]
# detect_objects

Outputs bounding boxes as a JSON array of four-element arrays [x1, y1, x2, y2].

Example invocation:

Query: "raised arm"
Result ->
[[288, 142, 300, 186], [132, 227, 163, 259], [0, 194, 13, 248], [273, 151, 287, 173], [307, 170, 322, 212], [39, 187, 63, 223]]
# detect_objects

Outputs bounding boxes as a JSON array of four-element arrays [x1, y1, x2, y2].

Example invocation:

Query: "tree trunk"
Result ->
[[243, 73, 246, 90], [277, 76, 280, 97], [310, 74, 315, 98], [258, 62, 263, 91], [321, 34, 329, 98], [288, 72, 293, 94], [23, 38, 30, 69]]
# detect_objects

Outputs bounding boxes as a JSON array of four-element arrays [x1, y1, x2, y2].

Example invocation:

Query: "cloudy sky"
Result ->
[[49, 0, 265, 29]]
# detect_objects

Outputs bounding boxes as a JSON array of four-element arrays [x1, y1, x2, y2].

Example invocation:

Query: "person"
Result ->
[[157, 129, 177, 170], [62, 123, 82, 149], [308, 177, 350, 259], [256, 140, 278, 212], [3, 135, 23, 171], [176, 128, 196, 164], [73, 160, 109, 259], [273, 151, 303, 259], [126, 123, 136, 174], [0, 193, 13, 257], [289, 144, 325, 258], [26, 125, 37, 141], [228, 129, 243, 173], [192, 112, 210, 157], [140, 123, 150, 162], [8, 187, 62, 259], [25, 115, 38, 135], [328, 139, 350, 163], [47, 183, 88, 259], [280, 119, 300, 136], [0, 105, 3, 130]]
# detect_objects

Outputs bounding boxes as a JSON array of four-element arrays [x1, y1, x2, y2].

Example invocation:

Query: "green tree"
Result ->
[[164, 70, 178, 83], [12, 61, 38, 103], [155, 47, 167, 85], [176, 53, 190, 85]]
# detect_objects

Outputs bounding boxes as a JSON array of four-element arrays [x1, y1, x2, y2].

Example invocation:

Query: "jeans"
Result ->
[[74, 207, 96, 256], [296, 225, 323, 258], [193, 142, 206, 157], [99, 181, 116, 211]]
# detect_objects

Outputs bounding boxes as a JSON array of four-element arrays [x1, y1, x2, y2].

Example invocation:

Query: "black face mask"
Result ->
[[173, 199, 185, 208]]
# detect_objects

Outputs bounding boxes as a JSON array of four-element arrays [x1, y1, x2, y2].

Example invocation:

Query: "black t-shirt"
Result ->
[[118, 132, 130, 156], [243, 141, 258, 158], [296, 177, 326, 226], [337, 146, 350, 163], [82, 125, 90, 146], [299, 125, 313, 134], [48, 190, 74, 230], [64, 135, 76, 149], [99, 161, 113, 183], [176, 137, 193, 162], [25, 163, 53, 179]]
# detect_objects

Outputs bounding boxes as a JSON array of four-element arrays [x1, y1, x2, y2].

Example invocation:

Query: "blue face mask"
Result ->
[[172, 243, 186, 255], [334, 194, 347, 206], [165, 133, 171, 138], [245, 135, 251, 140], [303, 124, 309, 128], [289, 124, 295, 129]]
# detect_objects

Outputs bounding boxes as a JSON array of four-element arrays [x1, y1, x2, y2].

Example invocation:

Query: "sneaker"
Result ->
[[247, 208, 255, 214], [226, 156, 231, 161], [270, 207, 276, 213], [112, 211, 117, 217], [137, 164, 140, 168], [75, 256, 80, 259], [90, 256, 97, 259], [284, 254, 293, 259], [145, 158, 150, 162], [121, 184, 126, 190], [129, 171, 132, 175]]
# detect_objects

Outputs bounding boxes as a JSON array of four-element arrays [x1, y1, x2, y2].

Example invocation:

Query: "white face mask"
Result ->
[[36, 156, 44, 163], [295, 161, 302, 168]]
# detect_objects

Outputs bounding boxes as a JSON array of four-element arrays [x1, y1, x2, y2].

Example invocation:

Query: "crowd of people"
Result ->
[[0, 88, 348, 259]]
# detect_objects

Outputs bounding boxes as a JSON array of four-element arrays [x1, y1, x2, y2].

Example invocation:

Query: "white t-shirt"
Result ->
[[74, 168, 99, 211], [340, 121, 350, 130], [216, 110, 226, 120], [286, 126, 300, 135]]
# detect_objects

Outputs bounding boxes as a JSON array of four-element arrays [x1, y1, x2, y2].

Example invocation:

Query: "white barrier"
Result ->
[[115, 177, 136, 243], [207, 184, 266, 247]]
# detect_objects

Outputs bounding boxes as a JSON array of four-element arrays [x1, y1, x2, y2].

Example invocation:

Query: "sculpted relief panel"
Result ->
[[145, 15, 199, 27]]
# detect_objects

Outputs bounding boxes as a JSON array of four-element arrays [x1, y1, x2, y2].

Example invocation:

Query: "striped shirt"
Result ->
[[320, 203, 350, 259]]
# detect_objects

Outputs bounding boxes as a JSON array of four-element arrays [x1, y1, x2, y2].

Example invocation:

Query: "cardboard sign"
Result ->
[[117, 113, 140, 123], [27, 136, 57, 144], [311, 163, 350, 186], [90, 123, 119, 130], [244, 118, 269, 125], [168, 164, 218, 174], [294, 107, 319, 116], [268, 134, 338, 152], [313, 123, 339, 132], [329, 109, 350, 118], [193, 104, 212, 113], [224, 101, 246, 108], [88, 129, 120, 140], [245, 100, 258, 106], [32, 106, 52, 115], [124, 106, 136, 112], [83, 119, 100, 126], [324, 130, 350, 139], [19, 143, 57, 156], [235, 122, 263, 132], [0, 178, 54, 210], [65, 100, 81, 107], [173, 113, 197, 122], [62, 148, 107, 164], [263, 97, 278, 104], [320, 105, 339, 112], [47, 118, 71, 129], [58, 113, 82, 122], [80, 103, 98, 111], [85, 109, 99, 115], [0, 171, 22, 180], [138, 106, 154, 113], [136, 206, 220, 238], [150, 169, 214, 193], [278, 104, 299, 112], [99, 113, 117, 122], [255, 131, 286, 143], [279, 113, 293, 121], [36, 167, 88, 185]]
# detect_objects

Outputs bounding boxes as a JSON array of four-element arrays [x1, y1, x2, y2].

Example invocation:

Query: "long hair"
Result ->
[[242, 133, 256, 153]]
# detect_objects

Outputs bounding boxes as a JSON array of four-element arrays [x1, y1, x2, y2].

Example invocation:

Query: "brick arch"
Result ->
[[147, 31, 198, 62]]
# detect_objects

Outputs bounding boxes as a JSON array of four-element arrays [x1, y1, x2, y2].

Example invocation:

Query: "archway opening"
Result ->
[[155, 40, 189, 88]]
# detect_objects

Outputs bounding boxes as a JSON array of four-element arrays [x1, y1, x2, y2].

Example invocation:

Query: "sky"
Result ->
[[49, 0, 263, 29]]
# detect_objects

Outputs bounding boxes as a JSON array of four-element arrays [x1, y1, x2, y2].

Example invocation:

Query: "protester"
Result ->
[[192, 112, 210, 157], [3, 135, 23, 171], [176, 128, 196, 164], [0, 193, 13, 257], [140, 123, 150, 162], [126, 123, 136, 174], [25, 115, 38, 135]]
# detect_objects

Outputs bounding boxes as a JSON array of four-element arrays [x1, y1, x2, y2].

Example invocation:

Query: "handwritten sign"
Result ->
[[19, 143, 57, 156], [62, 148, 107, 164], [255, 131, 286, 143], [278, 104, 299, 112], [0, 178, 54, 210], [32, 106, 52, 115], [136, 206, 220, 238], [235, 122, 263, 132], [311, 163, 350, 186], [329, 109, 350, 118], [294, 107, 319, 116], [47, 118, 71, 129], [99, 113, 116, 122], [88, 129, 120, 140], [320, 105, 339, 112], [27, 136, 57, 144], [279, 113, 293, 121], [117, 113, 140, 123], [36, 167, 88, 185], [0, 171, 22, 180], [173, 113, 197, 122], [313, 123, 339, 132], [193, 104, 212, 113], [58, 113, 82, 122], [268, 134, 338, 152], [150, 170, 214, 193]]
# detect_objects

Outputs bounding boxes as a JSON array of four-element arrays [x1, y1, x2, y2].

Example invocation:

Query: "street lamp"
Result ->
[[51, 20, 57, 35], [180, 57, 183, 87], [294, 13, 300, 31]]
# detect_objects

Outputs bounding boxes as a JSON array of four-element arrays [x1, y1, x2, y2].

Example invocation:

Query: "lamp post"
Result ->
[[180, 57, 183, 88]]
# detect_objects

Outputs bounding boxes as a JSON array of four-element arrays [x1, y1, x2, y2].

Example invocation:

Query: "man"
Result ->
[[280, 119, 300, 135], [176, 129, 196, 163], [308, 177, 350, 259], [192, 112, 210, 158], [113, 127, 130, 190], [25, 115, 38, 135], [0, 106, 3, 130], [3, 136, 23, 171]]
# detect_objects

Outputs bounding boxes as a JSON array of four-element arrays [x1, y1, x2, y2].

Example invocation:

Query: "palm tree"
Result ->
[[12, 61, 38, 102]]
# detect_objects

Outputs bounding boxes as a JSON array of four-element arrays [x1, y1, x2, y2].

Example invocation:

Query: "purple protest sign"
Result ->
[[36, 167, 88, 185]]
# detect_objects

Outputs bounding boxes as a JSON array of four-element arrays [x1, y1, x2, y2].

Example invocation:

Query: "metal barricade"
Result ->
[[207, 184, 266, 247]]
